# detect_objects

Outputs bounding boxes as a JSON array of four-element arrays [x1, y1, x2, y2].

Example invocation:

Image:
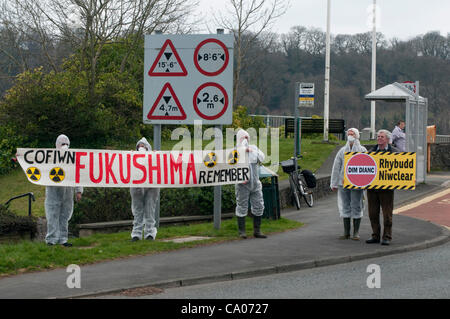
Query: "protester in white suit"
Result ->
[[235, 129, 267, 239], [130, 137, 160, 241], [45, 134, 82, 247], [330, 128, 367, 240]]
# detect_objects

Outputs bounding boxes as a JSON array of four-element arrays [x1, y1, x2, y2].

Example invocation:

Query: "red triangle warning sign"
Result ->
[[148, 39, 188, 76], [147, 83, 187, 120]]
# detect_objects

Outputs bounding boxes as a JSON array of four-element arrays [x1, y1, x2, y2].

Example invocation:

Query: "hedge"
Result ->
[[69, 185, 237, 234], [0, 204, 37, 236]]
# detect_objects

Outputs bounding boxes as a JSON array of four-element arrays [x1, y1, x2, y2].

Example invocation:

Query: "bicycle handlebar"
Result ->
[[275, 155, 303, 166]]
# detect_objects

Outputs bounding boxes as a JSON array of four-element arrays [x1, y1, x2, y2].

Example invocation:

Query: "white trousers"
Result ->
[[337, 187, 364, 218], [130, 188, 160, 239], [235, 182, 265, 217]]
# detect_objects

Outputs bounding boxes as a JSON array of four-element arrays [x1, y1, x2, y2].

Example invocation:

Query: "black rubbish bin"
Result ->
[[259, 166, 281, 220]]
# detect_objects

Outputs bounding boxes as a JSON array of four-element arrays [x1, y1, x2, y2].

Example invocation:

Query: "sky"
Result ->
[[196, 0, 450, 40]]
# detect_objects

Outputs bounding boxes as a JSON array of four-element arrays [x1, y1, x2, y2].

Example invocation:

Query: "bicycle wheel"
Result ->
[[289, 175, 301, 210], [298, 175, 314, 207]]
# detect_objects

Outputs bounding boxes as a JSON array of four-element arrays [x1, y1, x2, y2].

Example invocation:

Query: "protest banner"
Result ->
[[16, 147, 250, 188], [343, 152, 416, 190]]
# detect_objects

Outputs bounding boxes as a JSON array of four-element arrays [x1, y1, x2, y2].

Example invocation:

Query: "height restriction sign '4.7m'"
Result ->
[[144, 34, 234, 125]]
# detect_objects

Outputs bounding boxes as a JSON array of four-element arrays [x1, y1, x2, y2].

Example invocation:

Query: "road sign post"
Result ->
[[144, 32, 233, 229], [295, 82, 315, 161], [294, 83, 300, 162]]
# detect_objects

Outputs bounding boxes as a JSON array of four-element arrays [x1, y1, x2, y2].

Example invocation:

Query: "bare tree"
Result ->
[[350, 32, 386, 54], [239, 31, 285, 111], [419, 31, 449, 59], [0, 0, 40, 73], [212, 0, 289, 107], [0, 0, 198, 101]]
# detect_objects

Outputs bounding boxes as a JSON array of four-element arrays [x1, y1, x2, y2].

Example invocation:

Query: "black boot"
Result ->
[[253, 216, 267, 238], [339, 218, 351, 239], [237, 217, 247, 239]]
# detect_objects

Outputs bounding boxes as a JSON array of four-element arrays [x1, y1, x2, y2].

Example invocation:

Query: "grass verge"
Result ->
[[0, 217, 303, 277]]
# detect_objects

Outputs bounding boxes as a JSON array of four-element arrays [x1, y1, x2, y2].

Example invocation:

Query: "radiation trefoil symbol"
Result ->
[[228, 150, 239, 165], [203, 152, 217, 168], [50, 167, 65, 183], [26, 167, 41, 182]]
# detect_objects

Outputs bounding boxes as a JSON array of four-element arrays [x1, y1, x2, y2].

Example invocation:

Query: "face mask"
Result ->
[[242, 139, 249, 147], [61, 145, 69, 151], [347, 136, 356, 143], [138, 147, 146, 152]]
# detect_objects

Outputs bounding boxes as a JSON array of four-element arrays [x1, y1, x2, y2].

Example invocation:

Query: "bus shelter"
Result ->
[[365, 82, 428, 183]]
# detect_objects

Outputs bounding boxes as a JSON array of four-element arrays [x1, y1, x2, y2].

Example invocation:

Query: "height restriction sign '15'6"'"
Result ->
[[144, 34, 233, 125]]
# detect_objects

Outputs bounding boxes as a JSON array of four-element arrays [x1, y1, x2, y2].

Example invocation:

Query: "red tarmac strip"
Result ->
[[397, 191, 450, 227]]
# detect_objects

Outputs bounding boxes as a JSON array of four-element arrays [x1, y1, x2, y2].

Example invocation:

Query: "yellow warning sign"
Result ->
[[50, 167, 65, 183], [343, 152, 416, 190], [26, 167, 41, 182]]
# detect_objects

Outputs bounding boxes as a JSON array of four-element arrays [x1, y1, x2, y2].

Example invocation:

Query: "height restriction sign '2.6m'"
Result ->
[[144, 34, 234, 125]]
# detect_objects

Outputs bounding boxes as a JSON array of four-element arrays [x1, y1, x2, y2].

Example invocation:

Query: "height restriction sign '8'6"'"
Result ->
[[194, 38, 229, 76], [144, 34, 233, 125]]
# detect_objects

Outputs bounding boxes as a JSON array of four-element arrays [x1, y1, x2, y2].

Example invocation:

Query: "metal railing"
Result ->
[[435, 135, 450, 144], [249, 114, 311, 128], [5, 193, 35, 217]]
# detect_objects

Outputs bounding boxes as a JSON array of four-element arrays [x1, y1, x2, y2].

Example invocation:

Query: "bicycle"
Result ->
[[280, 157, 314, 210]]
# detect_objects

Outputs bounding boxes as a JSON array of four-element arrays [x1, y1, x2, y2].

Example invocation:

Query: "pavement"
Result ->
[[0, 172, 449, 299]]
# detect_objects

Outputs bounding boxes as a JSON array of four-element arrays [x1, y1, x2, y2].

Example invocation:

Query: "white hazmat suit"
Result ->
[[45, 134, 83, 246], [130, 137, 160, 240], [330, 128, 367, 239], [235, 129, 267, 238]]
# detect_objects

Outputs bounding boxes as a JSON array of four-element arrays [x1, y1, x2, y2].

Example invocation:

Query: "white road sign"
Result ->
[[144, 34, 233, 124]]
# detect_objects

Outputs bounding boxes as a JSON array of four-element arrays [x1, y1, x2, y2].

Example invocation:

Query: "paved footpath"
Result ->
[[0, 173, 448, 299]]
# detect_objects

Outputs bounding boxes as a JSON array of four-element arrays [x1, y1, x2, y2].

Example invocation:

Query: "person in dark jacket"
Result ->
[[366, 129, 399, 246]]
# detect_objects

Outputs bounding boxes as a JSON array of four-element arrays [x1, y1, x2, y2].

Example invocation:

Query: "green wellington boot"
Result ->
[[237, 217, 247, 239], [339, 217, 351, 239], [253, 216, 267, 238], [351, 218, 361, 240]]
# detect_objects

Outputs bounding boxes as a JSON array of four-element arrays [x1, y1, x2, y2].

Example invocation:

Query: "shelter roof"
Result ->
[[365, 82, 426, 102]]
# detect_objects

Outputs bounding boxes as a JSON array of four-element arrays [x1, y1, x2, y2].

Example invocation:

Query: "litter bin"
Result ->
[[259, 166, 281, 220]]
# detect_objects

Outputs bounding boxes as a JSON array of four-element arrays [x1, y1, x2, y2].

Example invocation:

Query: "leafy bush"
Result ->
[[0, 126, 25, 175], [160, 185, 236, 217], [229, 105, 266, 131], [0, 63, 144, 150], [69, 188, 132, 234], [0, 204, 37, 236]]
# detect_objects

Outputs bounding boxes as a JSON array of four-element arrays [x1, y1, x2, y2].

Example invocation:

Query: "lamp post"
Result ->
[[323, 0, 331, 141], [370, 0, 377, 139]]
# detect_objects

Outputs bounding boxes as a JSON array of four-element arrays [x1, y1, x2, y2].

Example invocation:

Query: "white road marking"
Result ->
[[394, 188, 450, 214]]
